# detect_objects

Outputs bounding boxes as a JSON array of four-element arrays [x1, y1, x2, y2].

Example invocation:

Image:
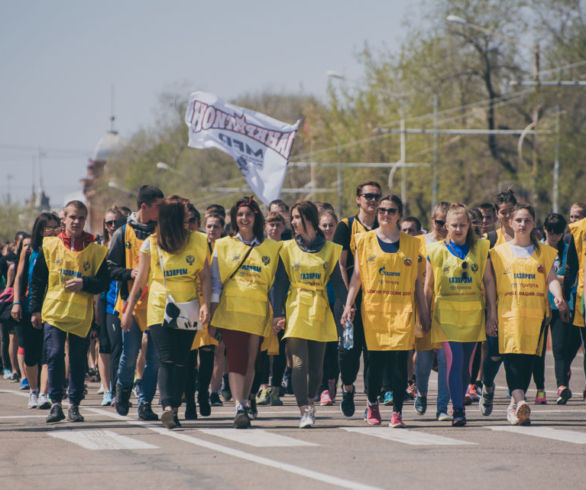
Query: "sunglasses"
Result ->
[[187, 217, 198, 224], [105, 220, 116, 226], [434, 219, 446, 227], [461, 261, 469, 281], [378, 207, 399, 215], [361, 193, 381, 201]]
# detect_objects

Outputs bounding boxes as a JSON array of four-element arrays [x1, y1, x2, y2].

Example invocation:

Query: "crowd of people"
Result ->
[[1, 181, 585, 430]]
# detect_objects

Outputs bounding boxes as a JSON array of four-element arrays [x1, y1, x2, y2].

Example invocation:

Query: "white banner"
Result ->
[[185, 91, 300, 206]]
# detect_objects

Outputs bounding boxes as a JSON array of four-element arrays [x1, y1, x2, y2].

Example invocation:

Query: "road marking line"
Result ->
[[87, 408, 379, 489], [0, 415, 48, 419], [487, 426, 586, 444], [0, 389, 29, 398], [344, 427, 476, 446], [48, 429, 158, 450], [197, 428, 318, 447]]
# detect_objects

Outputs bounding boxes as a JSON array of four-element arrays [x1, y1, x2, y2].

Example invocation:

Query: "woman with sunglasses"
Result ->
[[342, 195, 429, 428], [122, 197, 211, 429], [210, 196, 282, 428], [425, 204, 497, 427], [273, 201, 344, 428], [491, 205, 569, 425]]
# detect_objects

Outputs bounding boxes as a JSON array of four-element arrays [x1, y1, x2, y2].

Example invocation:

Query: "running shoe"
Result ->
[[185, 403, 198, 420], [328, 378, 337, 403], [38, 393, 51, 410], [256, 387, 272, 406], [97, 384, 105, 394], [101, 391, 113, 407], [506, 404, 519, 425], [198, 393, 211, 417], [132, 379, 142, 398], [20, 378, 30, 391], [515, 400, 531, 425], [383, 391, 394, 406], [341, 386, 355, 417], [479, 390, 494, 416], [67, 405, 84, 423], [320, 389, 333, 406], [414, 394, 427, 415], [8, 372, 20, 382], [535, 390, 547, 404], [161, 409, 177, 429], [556, 386, 572, 405], [28, 392, 38, 409], [221, 377, 232, 402], [248, 397, 258, 420], [3, 369, 11, 379], [406, 382, 416, 400], [452, 408, 466, 427], [115, 383, 131, 416], [437, 411, 451, 422], [365, 403, 382, 425], [234, 408, 250, 429], [390, 412, 406, 428], [270, 389, 283, 406], [210, 392, 223, 407], [46, 404, 65, 423], [173, 413, 181, 428], [299, 406, 314, 429], [138, 402, 159, 421], [467, 384, 480, 402]]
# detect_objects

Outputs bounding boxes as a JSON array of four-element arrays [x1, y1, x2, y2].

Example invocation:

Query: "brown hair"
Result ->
[[355, 180, 381, 197], [230, 196, 265, 242], [319, 208, 338, 223], [156, 197, 188, 253], [511, 204, 541, 252], [291, 201, 319, 233], [64, 200, 88, 217], [446, 203, 477, 249], [266, 211, 285, 224]]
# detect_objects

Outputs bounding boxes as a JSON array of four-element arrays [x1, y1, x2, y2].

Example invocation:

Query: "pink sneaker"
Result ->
[[390, 412, 406, 428], [365, 403, 382, 425], [535, 390, 547, 404], [320, 389, 333, 406]]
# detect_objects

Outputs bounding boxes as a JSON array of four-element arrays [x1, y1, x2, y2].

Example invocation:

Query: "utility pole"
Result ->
[[432, 95, 439, 214], [553, 103, 561, 213], [531, 42, 540, 201]]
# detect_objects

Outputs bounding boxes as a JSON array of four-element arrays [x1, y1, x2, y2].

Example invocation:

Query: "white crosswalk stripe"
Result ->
[[487, 426, 586, 444], [48, 429, 158, 450], [198, 428, 318, 447], [344, 427, 477, 446]]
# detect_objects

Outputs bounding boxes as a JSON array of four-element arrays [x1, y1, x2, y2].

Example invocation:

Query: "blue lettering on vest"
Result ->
[[378, 266, 400, 277], [164, 268, 188, 277], [241, 265, 261, 273], [449, 277, 473, 284], [300, 272, 321, 280], [514, 273, 535, 279], [60, 269, 82, 278]]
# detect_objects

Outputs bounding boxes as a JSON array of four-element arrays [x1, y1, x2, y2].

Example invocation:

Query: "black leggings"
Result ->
[[271, 331, 287, 389], [1, 321, 14, 372], [550, 310, 583, 386], [21, 317, 43, 366], [106, 313, 122, 391], [336, 300, 368, 388], [320, 340, 339, 391], [531, 323, 549, 390], [185, 346, 215, 406], [149, 324, 196, 408], [367, 350, 408, 413], [503, 354, 535, 392]]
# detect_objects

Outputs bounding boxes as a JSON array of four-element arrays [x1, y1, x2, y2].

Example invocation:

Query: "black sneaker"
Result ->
[[234, 409, 250, 429], [67, 405, 84, 423], [138, 402, 159, 421], [161, 410, 177, 429], [479, 389, 494, 416], [185, 403, 198, 420], [341, 386, 355, 417], [198, 393, 211, 417], [452, 408, 466, 427], [115, 383, 131, 416], [46, 404, 65, 423], [221, 374, 232, 402], [414, 394, 427, 415], [248, 397, 258, 420], [210, 392, 223, 407], [173, 413, 181, 428]]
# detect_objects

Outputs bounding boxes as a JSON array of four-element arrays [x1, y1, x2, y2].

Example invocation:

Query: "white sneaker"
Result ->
[[437, 411, 451, 421], [299, 406, 315, 428], [515, 400, 531, 425], [97, 384, 105, 394], [507, 404, 519, 425], [28, 392, 39, 409], [38, 393, 51, 410]]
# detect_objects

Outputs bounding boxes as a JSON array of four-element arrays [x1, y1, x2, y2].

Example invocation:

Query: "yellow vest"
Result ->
[[146, 231, 209, 328], [356, 231, 422, 351], [280, 239, 341, 342], [428, 239, 489, 343], [339, 216, 371, 265], [211, 237, 281, 336], [413, 234, 440, 351], [491, 242, 557, 355], [569, 218, 586, 327], [41, 237, 107, 337], [114, 224, 149, 330], [192, 236, 218, 350]]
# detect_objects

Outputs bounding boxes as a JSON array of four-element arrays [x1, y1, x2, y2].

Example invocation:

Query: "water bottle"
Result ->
[[342, 318, 354, 350]]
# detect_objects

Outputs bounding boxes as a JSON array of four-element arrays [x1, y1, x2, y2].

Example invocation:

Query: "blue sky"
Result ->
[[0, 0, 416, 207]]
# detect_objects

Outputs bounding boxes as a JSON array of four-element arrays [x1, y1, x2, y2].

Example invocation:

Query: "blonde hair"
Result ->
[[446, 203, 477, 249]]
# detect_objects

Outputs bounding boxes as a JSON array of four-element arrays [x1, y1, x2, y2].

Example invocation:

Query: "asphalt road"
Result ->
[[1, 351, 585, 489]]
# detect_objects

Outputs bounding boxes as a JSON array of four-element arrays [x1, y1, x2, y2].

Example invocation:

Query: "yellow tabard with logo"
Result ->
[[569, 218, 586, 327], [211, 237, 281, 336], [114, 224, 149, 331], [356, 231, 420, 351], [429, 239, 489, 343], [192, 236, 218, 350], [280, 239, 341, 342], [340, 216, 370, 261], [491, 242, 556, 355], [144, 231, 209, 328], [41, 237, 107, 337], [413, 234, 440, 351]]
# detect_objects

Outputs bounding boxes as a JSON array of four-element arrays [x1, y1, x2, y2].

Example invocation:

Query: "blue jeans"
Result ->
[[415, 349, 450, 413], [117, 318, 159, 405], [44, 323, 89, 405]]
